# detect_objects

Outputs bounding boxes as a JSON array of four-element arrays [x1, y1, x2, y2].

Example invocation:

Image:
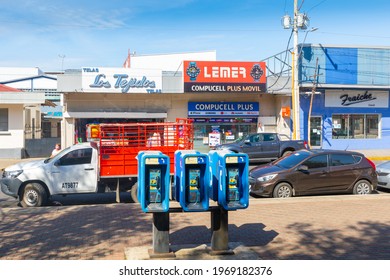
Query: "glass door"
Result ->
[[309, 116, 322, 148]]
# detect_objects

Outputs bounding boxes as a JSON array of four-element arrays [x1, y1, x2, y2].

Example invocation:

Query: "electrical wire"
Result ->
[[266, 29, 294, 90], [306, 0, 329, 13]]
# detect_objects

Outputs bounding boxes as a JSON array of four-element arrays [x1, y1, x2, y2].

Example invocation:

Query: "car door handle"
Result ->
[[84, 168, 94, 171]]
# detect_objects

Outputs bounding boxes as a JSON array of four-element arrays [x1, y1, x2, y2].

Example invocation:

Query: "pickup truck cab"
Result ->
[[1, 142, 99, 207], [215, 132, 308, 163]]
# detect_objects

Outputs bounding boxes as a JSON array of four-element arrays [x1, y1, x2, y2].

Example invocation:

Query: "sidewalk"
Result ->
[[1, 194, 390, 260]]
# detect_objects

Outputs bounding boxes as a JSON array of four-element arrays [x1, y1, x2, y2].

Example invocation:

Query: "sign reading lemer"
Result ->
[[184, 61, 267, 93]]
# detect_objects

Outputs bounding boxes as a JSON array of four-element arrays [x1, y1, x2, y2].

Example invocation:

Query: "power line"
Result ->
[[306, 0, 328, 13]]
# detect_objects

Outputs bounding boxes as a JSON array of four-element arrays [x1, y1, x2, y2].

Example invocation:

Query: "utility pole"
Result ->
[[283, 0, 310, 140], [307, 57, 319, 148], [292, 0, 300, 140]]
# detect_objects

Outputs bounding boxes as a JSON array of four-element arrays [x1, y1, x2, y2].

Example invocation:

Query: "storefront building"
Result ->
[[298, 45, 390, 150], [57, 52, 292, 150], [0, 84, 45, 158]]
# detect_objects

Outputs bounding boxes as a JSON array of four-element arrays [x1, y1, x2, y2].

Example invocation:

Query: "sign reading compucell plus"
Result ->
[[188, 102, 259, 117], [81, 67, 162, 93], [325, 90, 389, 108], [184, 61, 266, 93]]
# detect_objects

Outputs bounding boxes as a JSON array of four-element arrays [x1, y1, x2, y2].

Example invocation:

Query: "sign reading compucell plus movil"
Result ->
[[188, 102, 259, 117], [81, 67, 162, 93], [184, 61, 266, 93]]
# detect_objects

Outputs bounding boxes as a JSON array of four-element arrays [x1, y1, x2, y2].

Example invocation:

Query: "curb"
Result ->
[[124, 242, 260, 260], [368, 156, 390, 161]]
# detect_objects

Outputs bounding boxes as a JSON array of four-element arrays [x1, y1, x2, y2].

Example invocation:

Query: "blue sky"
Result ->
[[1, 0, 390, 71]]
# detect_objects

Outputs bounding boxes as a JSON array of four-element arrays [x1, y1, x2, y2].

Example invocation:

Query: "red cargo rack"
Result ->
[[86, 119, 194, 177]]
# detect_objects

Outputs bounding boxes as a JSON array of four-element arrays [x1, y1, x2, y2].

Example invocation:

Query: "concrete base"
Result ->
[[124, 242, 260, 260], [148, 249, 176, 259]]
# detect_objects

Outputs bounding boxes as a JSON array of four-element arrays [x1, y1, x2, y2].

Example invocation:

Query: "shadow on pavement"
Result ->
[[170, 224, 278, 247], [257, 221, 390, 260], [48, 192, 134, 206]]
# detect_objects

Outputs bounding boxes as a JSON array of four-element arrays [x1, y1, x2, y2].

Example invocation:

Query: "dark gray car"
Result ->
[[249, 149, 377, 198], [215, 132, 308, 163]]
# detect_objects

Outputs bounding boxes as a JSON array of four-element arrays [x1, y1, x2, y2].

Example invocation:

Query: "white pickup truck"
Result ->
[[1, 142, 105, 207], [1, 120, 194, 207]]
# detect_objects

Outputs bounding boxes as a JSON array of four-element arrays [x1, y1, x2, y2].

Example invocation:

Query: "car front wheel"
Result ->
[[353, 180, 372, 195], [273, 182, 293, 198], [20, 183, 48, 207]]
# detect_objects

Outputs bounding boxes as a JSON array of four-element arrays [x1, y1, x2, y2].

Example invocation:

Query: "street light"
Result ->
[[58, 54, 66, 71]]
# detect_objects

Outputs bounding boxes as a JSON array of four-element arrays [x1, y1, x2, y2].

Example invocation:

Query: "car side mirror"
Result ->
[[54, 160, 61, 167], [244, 139, 250, 144], [297, 165, 309, 172]]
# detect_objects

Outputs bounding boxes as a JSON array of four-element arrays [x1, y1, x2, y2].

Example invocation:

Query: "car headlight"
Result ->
[[3, 170, 23, 179], [257, 174, 277, 182]]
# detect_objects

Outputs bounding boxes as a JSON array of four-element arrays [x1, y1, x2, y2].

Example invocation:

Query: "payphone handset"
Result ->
[[227, 167, 240, 202], [187, 168, 201, 204], [149, 169, 162, 203]]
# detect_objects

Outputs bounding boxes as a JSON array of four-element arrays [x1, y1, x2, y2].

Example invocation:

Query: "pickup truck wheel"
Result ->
[[130, 183, 139, 203], [353, 180, 372, 195], [20, 183, 47, 207], [273, 183, 293, 198]]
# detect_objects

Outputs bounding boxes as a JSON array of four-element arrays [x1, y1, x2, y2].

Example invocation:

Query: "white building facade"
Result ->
[[58, 51, 292, 151]]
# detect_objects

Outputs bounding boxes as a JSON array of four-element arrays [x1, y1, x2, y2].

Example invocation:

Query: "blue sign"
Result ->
[[188, 102, 259, 117]]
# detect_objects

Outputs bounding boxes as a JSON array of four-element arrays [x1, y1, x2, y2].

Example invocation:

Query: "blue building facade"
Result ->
[[298, 45, 390, 150]]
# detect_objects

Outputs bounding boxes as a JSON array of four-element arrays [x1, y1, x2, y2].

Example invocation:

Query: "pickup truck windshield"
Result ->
[[44, 146, 72, 164]]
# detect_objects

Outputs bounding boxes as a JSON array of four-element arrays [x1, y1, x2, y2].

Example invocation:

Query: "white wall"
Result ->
[[130, 51, 216, 71], [0, 104, 24, 149], [0, 67, 42, 80], [0, 67, 57, 90]]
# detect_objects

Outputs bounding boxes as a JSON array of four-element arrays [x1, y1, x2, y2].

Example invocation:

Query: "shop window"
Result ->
[[332, 114, 379, 139], [0, 108, 9, 131], [366, 114, 379, 138]]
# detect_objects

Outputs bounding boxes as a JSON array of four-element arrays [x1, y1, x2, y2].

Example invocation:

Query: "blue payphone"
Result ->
[[209, 150, 249, 210], [137, 151, 170, 212], [174, 150, 210, 211]]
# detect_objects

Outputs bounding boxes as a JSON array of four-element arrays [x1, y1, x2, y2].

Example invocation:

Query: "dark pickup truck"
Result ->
[[214, 132, 308, 163]]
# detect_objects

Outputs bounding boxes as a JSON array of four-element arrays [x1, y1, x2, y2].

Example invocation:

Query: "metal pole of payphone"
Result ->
[[210, 206, 234, 255], [149, 212, 175, 258]]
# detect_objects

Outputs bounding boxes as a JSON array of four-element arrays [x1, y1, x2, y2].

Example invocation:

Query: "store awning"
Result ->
[[63, 111, 167, 119]]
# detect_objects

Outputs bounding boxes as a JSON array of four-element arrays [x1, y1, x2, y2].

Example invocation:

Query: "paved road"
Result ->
[[1, 193, 390, 260]]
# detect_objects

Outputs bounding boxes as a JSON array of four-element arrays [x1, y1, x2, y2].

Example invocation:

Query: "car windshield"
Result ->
[[232, 135, 246, 143], [272, 150, 312, 169], [44, 146, 72, 164]]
